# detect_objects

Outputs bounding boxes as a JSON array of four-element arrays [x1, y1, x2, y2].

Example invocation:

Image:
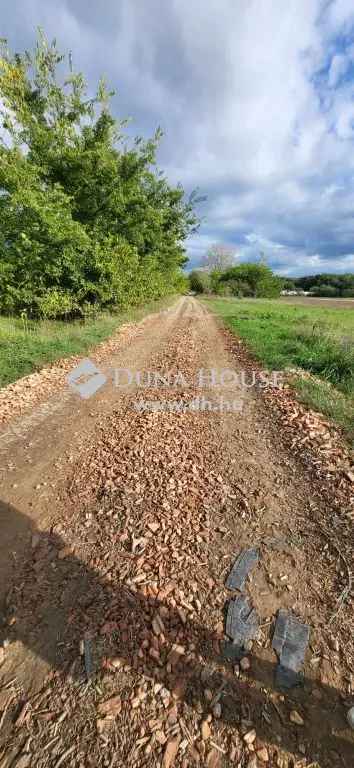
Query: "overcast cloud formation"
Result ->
[[4, 0, 354, 275]]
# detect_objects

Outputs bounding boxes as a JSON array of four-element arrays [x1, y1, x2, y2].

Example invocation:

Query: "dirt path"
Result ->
[[0, 297, 353, 768]]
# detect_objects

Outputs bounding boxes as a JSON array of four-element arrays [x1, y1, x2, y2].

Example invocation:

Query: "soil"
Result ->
[[0, 297, 353, 768]]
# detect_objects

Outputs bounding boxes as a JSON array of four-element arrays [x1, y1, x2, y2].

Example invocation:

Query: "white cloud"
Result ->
[[326, 0, 354, 31], [328, 53, 349, 87]]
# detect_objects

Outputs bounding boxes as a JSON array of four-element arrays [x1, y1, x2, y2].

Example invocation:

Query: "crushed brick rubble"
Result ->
[[0, 300, 353, 768]]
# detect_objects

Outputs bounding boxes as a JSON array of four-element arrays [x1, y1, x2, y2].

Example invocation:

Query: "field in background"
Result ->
[[204, 296, 354, 444], [0, 297, 177, 389], [279, 296, 354, 309]]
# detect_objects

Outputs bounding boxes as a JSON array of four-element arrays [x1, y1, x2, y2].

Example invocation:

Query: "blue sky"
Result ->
[[3, 0, 354, 276]]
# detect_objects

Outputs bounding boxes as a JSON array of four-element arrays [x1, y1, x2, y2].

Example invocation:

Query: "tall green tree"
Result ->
[[217, 263, 281, 298], [0, 32, 199, 316]]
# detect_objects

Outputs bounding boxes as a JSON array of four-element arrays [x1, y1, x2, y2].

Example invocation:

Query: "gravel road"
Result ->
[[0, 297, 353, 768]]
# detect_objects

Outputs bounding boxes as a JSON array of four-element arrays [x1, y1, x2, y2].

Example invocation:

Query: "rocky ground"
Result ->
[[0, 297, 353, 768]]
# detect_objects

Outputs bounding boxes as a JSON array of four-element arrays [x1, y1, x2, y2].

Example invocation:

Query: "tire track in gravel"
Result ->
[[0, 299, 187, 533], [0, 297, 353, 768], [0, 298, 189, 664]]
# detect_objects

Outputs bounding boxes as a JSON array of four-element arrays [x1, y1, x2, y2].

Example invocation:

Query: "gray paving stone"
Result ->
[[226, 596, 259, 645], [225, 548, 259, 591]]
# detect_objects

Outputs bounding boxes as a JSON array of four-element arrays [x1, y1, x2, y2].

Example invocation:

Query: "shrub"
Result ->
[[189, 270, 211, 293], [217, 263, 281, 298], [37, 290, 76, 319]]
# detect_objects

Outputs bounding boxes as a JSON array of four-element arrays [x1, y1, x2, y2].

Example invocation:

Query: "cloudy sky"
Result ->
[[4, 0, 354, 275]]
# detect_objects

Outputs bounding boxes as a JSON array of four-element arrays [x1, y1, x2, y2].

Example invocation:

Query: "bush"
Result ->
[[311, 284, 338, 298], [216, 263, 281, 298], [189, 270, 211, 293], [37, 290, 76, 319]]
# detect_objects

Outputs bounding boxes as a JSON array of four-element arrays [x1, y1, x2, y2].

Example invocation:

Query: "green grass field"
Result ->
[[204, 297, 354, 444], [0, 297, 176, 389]]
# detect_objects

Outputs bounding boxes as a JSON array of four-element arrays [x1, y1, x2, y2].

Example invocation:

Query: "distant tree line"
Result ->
[[189, 262, 281, 298], [0, 32, 199, 318], [283, 274, 354, 298], [191, 261, 354, 299]]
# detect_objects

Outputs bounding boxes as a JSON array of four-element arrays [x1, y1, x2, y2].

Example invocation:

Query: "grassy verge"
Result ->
[[203, 296, 354, 444], [0, 296, 177, 388]]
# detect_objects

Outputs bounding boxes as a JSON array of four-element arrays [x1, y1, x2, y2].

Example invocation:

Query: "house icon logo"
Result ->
[[67, 358, 107, 399]]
